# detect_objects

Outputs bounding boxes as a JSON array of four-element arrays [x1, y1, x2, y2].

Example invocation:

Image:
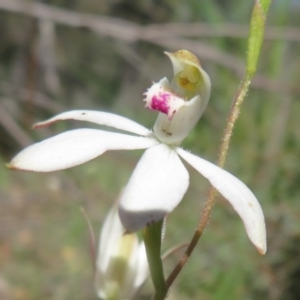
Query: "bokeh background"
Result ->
[[0, 0, 300, 299]]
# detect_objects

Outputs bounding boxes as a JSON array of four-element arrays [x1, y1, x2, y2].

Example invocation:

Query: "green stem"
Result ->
[[142, 220, 167, 300]]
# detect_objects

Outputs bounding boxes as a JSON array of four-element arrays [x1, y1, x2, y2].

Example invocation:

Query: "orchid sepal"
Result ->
[[33, 110, 153, 137], [8, 129, 159, 172], [176, 147, 267, 255]]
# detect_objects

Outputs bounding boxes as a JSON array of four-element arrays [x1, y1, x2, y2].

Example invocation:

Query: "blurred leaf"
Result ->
[[247, 0, 272, 77]]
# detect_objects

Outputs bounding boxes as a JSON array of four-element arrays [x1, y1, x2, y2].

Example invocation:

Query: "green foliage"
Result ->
[[247, 0, 272, 77]]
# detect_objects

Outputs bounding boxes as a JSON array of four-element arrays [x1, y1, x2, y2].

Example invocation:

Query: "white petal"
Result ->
[[119, 144, 189, 232], [177, 148, 266, 254], [8, 129, 158, 172], [33, 110, 152, 137]]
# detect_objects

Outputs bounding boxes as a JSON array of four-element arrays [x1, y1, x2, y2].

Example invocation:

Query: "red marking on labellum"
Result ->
[[150, 93, 170, 115]]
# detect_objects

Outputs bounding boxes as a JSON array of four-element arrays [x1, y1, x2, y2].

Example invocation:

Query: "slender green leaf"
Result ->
[[247, 0, 272, 77]]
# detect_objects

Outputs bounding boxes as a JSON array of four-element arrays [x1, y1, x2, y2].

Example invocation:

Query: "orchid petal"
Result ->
[[8, 129, 158, 172], [33, 110, 152, 137], [119, 144, 189, 232], [176, 148, 266, 254]]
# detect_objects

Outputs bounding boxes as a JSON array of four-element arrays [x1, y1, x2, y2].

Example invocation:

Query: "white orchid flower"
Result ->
[[8, 50, 266, 254], [95, 204, 148, 300]]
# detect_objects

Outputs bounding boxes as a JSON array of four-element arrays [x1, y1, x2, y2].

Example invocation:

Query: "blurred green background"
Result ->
[[0, 0, 300, 299]]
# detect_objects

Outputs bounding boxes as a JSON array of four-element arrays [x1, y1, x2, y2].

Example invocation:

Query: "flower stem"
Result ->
[[142, 220, 167, 300], [166, 0, 272, 288]]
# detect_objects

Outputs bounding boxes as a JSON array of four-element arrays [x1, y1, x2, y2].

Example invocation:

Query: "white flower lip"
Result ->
[[143, 80, 186, 120], [151, 52, 211, 145]]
